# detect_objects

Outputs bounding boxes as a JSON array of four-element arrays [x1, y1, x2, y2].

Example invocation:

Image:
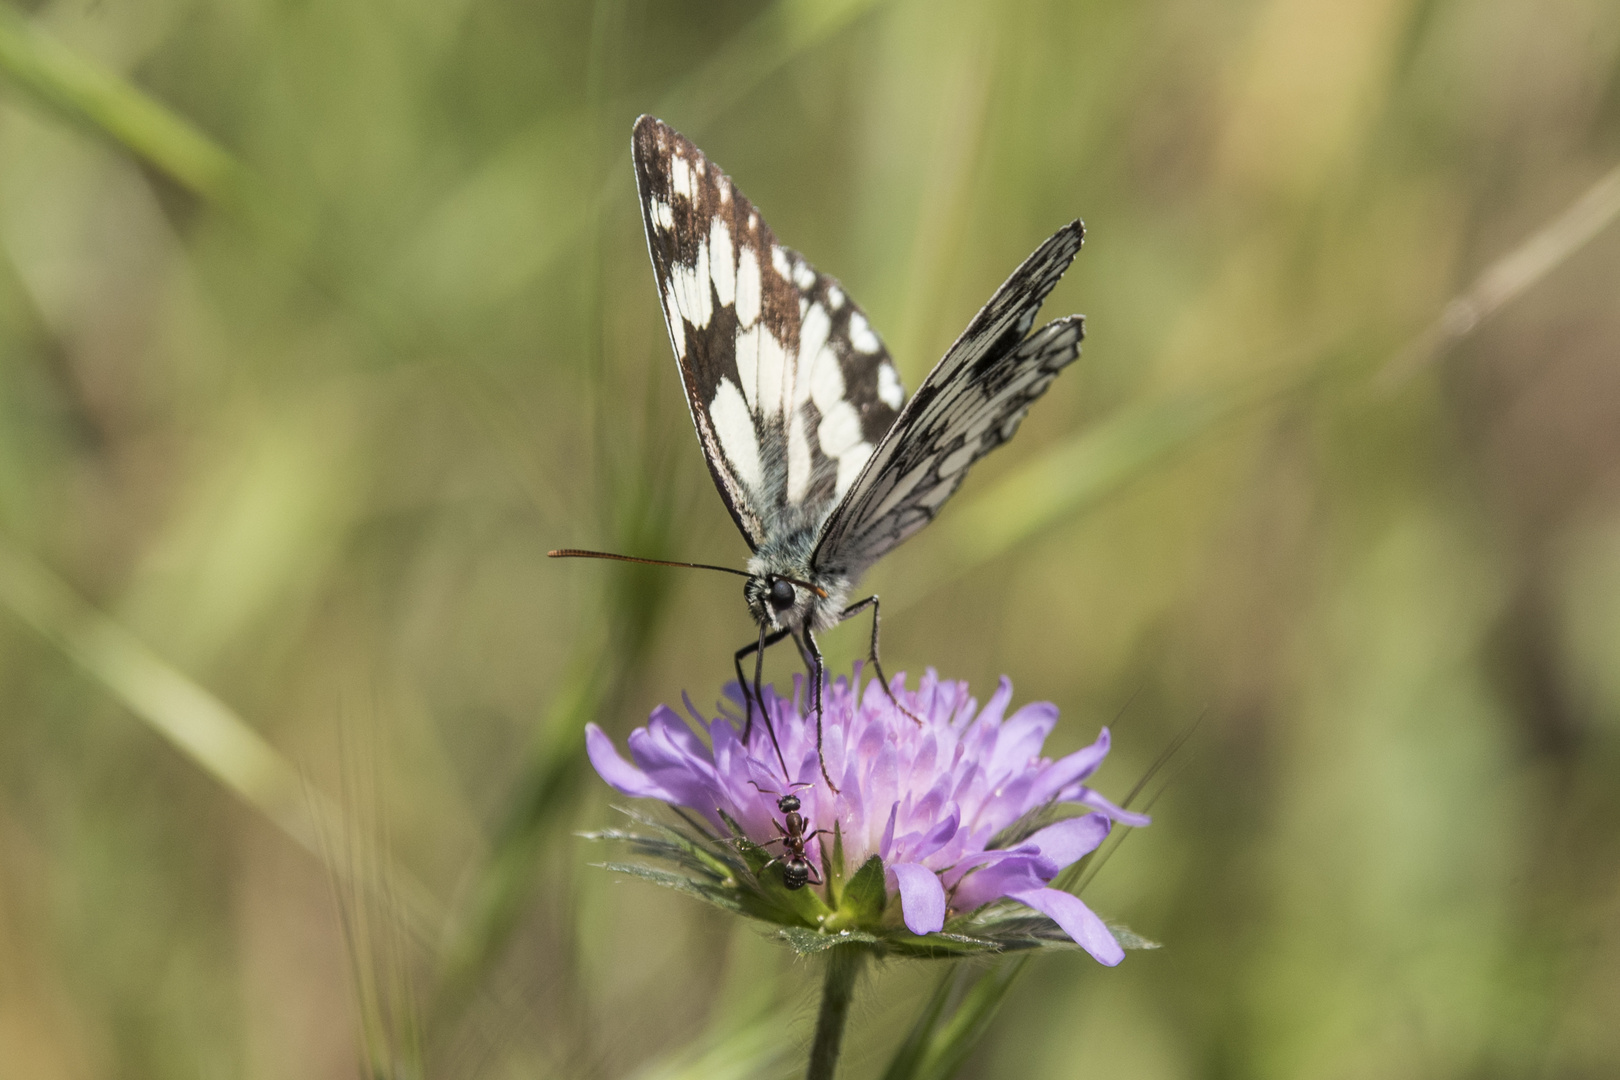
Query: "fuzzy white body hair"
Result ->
[[744, 524, 852, 634]]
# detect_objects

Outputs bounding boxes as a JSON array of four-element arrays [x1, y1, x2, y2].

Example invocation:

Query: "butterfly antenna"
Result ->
[[550, 549, 828, 599], [548, 549, 750, 578]]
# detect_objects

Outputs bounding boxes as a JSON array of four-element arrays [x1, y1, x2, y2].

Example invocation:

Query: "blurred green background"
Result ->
[[3, 0, 1620, 1076]]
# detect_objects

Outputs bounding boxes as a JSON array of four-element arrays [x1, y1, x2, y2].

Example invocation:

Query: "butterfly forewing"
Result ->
[[632, 116, 907, 549], [812, 223, 1086, 576]]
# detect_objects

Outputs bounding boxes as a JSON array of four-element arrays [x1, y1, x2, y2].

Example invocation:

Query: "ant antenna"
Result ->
[[748, 780, 815, 798]]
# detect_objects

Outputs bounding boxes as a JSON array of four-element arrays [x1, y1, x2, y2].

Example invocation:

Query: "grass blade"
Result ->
[[880, 958, 1029, 1080], [0, 535, 444, 940], [0, 2, 247, 200]]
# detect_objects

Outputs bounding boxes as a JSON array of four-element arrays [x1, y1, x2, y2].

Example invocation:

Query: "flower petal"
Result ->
[[1028, 727, 1112, 804], [989, 700, 1058, 775], [586, 724, 672, 800], [1009, 887, 1124, 966], [892, 804, 961, 865], [915, 804, 961, 861], [1071, 788, 1152, 828], [892, 862, 946, 935], [976, 677, 1016, 728], [940, 845, 1021, 889], [952, 852, 1059, 911], [647, 704, 710, 759], [1024, 813, 1110, 869], [627, 729, 716, 809]]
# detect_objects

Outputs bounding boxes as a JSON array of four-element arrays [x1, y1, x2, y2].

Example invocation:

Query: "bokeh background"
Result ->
[[3, 0, 1620, 1076]]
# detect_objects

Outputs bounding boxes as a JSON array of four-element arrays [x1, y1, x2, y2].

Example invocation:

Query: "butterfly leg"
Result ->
[[800, 630, 841, 793], [840, 595, 923, 725], [734, 627, 793, 777], [790, 630, 816, 671]]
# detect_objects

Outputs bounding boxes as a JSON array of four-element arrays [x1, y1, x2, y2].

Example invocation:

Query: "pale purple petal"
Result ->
[[1023, 814, 1111, 869], [626, 729, 714, 808], [909, 733, 938, 783], [940, 845, 1022, 890], [976, 677, 1016, 728], [1010, 888, 1124, 966], [989, 700, 1059, 775], [647, 705, 709, 759], [1070, 788, 1152, 828], [627, 709, 707, 773], [586, 724, 672, 800], [893, 805, 961, 865], [952, 852, 1059, 911], [974, 771, 1038, 833], [892, 862, 946, 935], [1027, 727, 1113, 804]]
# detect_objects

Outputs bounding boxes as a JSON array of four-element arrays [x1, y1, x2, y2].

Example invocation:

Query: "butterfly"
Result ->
[[554, 115, 1085, 790]]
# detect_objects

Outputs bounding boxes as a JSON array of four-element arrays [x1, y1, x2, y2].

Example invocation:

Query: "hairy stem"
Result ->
[[807, 945, 867, 1080]]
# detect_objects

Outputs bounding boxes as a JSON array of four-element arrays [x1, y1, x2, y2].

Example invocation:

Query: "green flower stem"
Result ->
[[806, 944, 867, 1080]]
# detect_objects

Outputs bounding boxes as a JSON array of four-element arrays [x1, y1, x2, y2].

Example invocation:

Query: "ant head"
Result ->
[[777, 793, 801, 814]]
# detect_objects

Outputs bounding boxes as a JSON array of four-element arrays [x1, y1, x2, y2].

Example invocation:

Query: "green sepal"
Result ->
[[819, 821, 847, 907], [597, 863, 744, 913], [825, 854, 885, 930], [714, 807, 749, 841], [729, 832, 834, 927], [776, 926, 885, 955], [1106, 922, 1161, 950]]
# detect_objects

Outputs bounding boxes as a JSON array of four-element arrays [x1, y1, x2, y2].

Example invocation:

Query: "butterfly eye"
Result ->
[[768, 579, 796, 610]]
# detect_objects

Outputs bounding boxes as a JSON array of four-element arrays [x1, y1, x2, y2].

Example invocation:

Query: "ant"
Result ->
[[750, 782, 828, 891]]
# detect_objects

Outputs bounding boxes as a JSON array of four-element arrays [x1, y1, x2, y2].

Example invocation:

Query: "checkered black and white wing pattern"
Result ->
[[812, 222, 1086, 576], [632, 116, 907, 550]]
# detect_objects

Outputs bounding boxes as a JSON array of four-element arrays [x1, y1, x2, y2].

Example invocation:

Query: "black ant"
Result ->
[[750, 782, 827, 890]]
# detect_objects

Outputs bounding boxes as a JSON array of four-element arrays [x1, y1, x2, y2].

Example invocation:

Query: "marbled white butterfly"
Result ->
[[554, 116, 1085, 789]]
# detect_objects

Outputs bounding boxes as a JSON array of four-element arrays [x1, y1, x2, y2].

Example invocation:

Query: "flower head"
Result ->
[[586, 667, 1151, 965]]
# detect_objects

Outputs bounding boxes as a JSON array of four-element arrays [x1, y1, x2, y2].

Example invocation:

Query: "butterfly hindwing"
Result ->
[[632, 116, 906, 550], [812, 222, 1086, 575]]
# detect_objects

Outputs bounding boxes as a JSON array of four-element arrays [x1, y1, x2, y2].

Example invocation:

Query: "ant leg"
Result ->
[[734, 627, 792, 775], [840, 594, 922, 725], [802, 631, 840, 793]]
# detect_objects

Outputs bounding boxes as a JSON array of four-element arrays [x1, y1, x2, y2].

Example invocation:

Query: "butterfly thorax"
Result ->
[[744, 531, 851, 635]]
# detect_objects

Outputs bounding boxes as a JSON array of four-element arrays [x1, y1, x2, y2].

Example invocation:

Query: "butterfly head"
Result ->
[[743, 572, 811, 632], [743, 548, 849, 634]]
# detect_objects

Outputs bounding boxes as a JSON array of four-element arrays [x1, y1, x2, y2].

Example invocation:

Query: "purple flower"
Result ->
[[587, 667, 1149, 966]]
